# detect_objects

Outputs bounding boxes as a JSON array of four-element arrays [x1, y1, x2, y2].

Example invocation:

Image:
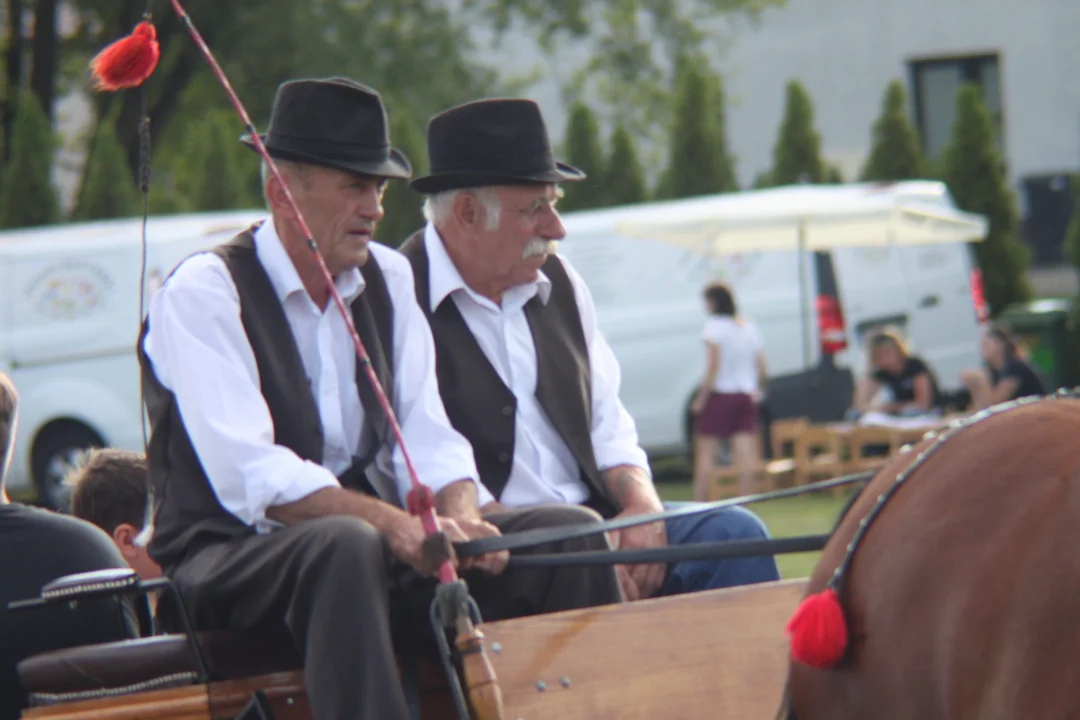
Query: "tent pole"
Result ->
[[798, 221, 812, 417]]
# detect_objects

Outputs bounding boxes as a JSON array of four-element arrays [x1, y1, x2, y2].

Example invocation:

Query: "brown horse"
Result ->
[[782, 392, 1080, 719]]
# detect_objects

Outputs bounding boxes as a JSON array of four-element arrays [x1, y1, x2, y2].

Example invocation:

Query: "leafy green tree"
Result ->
[[666, 61, 737, 198], [559, 101, 607, 212], [378, 108, 429, 247], [770, 79, 826, 185], [860, 79, 925, 181], [604, 123, 647, 206], [71, 108, 140, 220], [0, 91, 59, 228], [826, 164, 844, 184], [479, 0, 786, 145], [941, 83, 1030, 316]]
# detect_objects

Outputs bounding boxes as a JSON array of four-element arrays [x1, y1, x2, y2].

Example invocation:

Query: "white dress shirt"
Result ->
[[143, 219, 489, 534], [423, 223, 650, 508]]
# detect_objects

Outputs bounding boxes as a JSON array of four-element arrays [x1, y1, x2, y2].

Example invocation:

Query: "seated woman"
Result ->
[[959, 323, 1047, 410], [851, 327, 942, 418]]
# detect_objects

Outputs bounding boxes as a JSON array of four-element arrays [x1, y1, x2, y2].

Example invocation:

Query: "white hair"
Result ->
[[422, 188, 502, 231]]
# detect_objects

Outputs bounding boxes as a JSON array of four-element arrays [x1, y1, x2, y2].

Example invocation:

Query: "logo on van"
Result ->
[[25, 262, 115, 320], [712, 252, 761, 281]]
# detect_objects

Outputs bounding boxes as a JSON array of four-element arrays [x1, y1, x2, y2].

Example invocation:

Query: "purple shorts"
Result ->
[[695, 392, 758, 438]]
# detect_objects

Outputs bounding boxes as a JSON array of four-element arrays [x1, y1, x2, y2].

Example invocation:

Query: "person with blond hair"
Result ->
[[852, 326, 941, 417]]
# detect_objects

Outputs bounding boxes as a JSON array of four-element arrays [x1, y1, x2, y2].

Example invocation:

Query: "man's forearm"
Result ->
[[601, 464, 662, 512], [435, 479, 483, 521], [266, 486, 409, 534]]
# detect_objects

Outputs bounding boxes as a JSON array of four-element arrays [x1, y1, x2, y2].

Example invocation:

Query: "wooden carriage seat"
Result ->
[[17, 630, 303, 706]]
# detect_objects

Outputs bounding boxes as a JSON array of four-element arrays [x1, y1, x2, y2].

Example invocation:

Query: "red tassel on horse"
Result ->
[[89, 21, 161, 92], [786, 587, 848, 669]]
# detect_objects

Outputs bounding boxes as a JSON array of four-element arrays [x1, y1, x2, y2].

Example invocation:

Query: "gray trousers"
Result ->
[[167, 505, 621, 720]]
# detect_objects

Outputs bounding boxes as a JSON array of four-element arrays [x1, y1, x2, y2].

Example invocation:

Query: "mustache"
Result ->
[[522, 237, 557, 260]]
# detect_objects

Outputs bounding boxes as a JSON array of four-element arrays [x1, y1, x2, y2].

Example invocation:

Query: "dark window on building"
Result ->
[[908, 53, 1004, 161]]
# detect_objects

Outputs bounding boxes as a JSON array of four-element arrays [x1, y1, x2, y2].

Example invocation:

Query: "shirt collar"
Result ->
[[423, 221, 551, 312], [254, 219, 366, 305]]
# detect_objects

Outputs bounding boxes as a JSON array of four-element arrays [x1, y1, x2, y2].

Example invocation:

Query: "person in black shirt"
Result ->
[[0, 372, 137, 719], [960, 323, 1047, 410], [851, 327, 941, 417]]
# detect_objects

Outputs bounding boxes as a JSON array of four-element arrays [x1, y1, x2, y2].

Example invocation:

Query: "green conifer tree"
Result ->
[[0, 91, 59, 228], [559, 101, 607, 211], [604, 123, 647, 206], [706, 71, 739, 193], [860, 79, 925, 181], [378, 109, 428, 247], [666, 63, 727, 198], [770, 80, 826, 185], [71, 110, 140, 221], [180, 111, 254, 212], [941, 83, 1031, 316]]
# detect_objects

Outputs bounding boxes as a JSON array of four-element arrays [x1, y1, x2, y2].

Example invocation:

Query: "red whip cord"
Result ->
[[91, 1, 456, 585]]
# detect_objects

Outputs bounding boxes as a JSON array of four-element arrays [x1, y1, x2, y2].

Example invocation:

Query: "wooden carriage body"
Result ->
[[15, 575, 804, 720]]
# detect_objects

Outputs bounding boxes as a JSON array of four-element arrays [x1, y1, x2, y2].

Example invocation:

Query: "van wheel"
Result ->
[[31, 423, 104, 511]]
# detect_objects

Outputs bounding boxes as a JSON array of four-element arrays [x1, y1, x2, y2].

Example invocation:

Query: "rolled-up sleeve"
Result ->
[[374, 248, 495, 507], [143, 254, 340, 532], [561, 258, 652, 475]]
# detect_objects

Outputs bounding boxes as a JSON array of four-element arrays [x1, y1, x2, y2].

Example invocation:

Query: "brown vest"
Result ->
[[137, 227, 398, 571], [398, 229, 616, 517]]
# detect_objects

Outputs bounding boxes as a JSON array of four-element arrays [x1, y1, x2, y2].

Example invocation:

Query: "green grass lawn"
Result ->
[[657, 481, 853, 579]]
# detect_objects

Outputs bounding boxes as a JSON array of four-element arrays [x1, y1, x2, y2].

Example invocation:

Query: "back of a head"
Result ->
[[65, 448, 150, 535], [0, 503, 136, 717], [0, 372, 17, 489], [703, 282, 737, 317]]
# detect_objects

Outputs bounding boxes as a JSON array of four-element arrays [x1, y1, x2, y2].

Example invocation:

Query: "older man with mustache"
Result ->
[[398, 98, 781, 601]]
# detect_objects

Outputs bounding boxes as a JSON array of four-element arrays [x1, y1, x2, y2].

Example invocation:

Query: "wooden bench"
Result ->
[[17, 579, 807, 719]]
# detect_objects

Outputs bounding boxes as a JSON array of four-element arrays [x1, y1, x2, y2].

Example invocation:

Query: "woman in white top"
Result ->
[[690, 282, 767, 501]]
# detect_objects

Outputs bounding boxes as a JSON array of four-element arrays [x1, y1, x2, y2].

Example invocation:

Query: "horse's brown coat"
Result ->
[[788, 398, 1080, 719]]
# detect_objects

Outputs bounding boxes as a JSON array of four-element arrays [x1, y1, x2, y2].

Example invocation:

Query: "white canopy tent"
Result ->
[[611, 181, 989, 254], [595, 181, 990, 382]]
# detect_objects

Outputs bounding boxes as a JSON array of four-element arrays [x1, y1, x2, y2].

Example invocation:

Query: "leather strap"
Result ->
[[454, 470, 874, 557], [504, 533, 831, 567]]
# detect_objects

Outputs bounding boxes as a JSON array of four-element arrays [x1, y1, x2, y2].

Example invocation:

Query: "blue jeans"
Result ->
[[656, 501, 781, 595]]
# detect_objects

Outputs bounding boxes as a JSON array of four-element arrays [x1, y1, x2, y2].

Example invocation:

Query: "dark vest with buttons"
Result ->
[[398, 230, 616, 518], [137, 226, 399, 572]]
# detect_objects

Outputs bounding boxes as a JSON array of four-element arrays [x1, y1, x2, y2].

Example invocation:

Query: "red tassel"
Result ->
[[785, 588, 849, 669], [88, 21, 161, 92]]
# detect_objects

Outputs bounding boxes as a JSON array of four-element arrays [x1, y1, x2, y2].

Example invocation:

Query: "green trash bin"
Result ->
[[998, 298, 1077, 391]]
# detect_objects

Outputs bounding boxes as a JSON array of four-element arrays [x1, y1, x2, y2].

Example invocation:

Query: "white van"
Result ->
[[0, 210, 268, 508], [557, 181, 988, 459]]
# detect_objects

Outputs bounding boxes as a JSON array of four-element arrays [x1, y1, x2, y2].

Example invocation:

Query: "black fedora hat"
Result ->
[[409, 98, 585, 194], [240, 77, 411, 180]]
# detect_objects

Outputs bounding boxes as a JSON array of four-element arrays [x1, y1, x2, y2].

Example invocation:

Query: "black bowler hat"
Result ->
[[240, 77, 412, 180], [409, 98, 585, 194]]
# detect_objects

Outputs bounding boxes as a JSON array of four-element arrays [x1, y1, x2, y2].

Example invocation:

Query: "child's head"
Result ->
[[66, 448, 161, 579]]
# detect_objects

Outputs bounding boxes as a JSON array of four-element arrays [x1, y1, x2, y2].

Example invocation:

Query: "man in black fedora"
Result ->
[[400, 97, 781, 604], [138, 78, 622, 720]]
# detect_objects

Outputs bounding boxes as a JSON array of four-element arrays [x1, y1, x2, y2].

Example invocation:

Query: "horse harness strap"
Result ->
[[455, 470, 875, 557], [823, 393, 1060, 596]]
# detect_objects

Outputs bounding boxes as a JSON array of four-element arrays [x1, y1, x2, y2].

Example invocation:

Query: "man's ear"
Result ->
[[266, 174, 294, 217], [452, 191, 480, 229], [112, 524, 140, 558]]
